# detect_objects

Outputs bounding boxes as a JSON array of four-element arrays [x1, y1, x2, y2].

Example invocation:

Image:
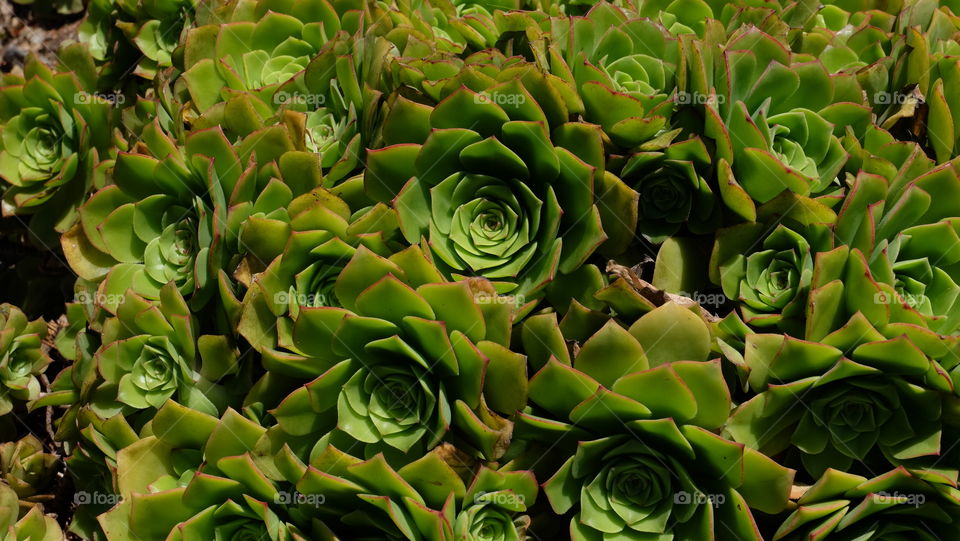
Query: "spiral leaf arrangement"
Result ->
[[0, 0, 959, 539]]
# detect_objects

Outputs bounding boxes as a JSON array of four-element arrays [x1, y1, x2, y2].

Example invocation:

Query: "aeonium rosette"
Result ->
[[0, 435, 58, 507], [366, 63, 635, 299], [179, 0, 360, 131], [775, 467, 960, 541], [621, 136, 720, 242], [0, 482, 63, 541], [0, 49, 115, 235], [367, 0, 504, 57], [62, 122, 313, 313], [278, 444, 537, 539], [237, 186, 399, 374], [116, 0, 196, 77], [80, 0, 198, 79], [261, 246, 523, 461], [196, 25, 389, 185], [794, 5, 895, 76], [275, 28, 390, 185], [548, 3, 680, 150], [712, 192, 835, 333], [824, 161, 960, 338], [700, 27, 867, 208], [633, 0, 806, 36], [726, 326, 952, 477], [513, 304, 793, 540], [97, 285, 239, 416], [97, 402, 323, 540], [36, 284, 240, 423], [0, 304, 51, 419]]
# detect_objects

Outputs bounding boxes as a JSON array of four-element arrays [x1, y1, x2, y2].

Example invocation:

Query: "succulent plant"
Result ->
[[711, 193, 835, 333], [9, 0, 960, 539], [282, 444, 537, 539], [0, 51, 115, 235], [0, 305, 50, 418], [97, 401, 322, 540], [61, 124, 226, 312], [513, 304, 794, 539], [726, 327, 954, 477], [795, 6, 896, 75], [699, 27, 867, 207], [547, 3, 680, 150], [365, 0, 504, 56], [79, 0, 198, 78], [237, 187, 398, 362], [808, 148, 960, 339], [0, 436, 57, 507], [621, 136, 720, 242], [0, 482, 63, 541], [368, 60, 635, 297], [62, 122, 313, 313], [258, 245, 520, 461], [775, 467, 960, 540], [38, 284, 238, 421], [178, 0, 362, 130], [263, 30, 389, 185]]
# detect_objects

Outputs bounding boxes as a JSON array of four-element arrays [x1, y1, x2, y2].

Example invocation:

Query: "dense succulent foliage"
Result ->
[[3, 0, 960, 539]]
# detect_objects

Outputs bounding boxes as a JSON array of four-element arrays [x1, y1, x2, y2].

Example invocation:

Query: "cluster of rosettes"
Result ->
[[1, 0, 960, 539]]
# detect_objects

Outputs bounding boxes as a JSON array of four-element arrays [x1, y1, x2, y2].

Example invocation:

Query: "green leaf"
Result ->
[[364, 144, 419, 203], [612, 364, 698, 423], [628, 302, 711, 366], [529, 358, 600, 419], [738, 446, 794, 514], [572, 320, 647, 388], [381, 96, 433, 145], [430, 87, 509, 138], [479, 341, 527, 415], [355, 274, 434, 324], [520, 313, 570, 370], [116, 437, 174, 498]]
